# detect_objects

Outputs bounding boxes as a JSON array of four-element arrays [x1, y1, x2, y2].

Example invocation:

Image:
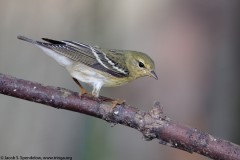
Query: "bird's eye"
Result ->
[[138, 61, 145, 68]]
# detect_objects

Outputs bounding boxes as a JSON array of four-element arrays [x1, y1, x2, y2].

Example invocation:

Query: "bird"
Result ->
[[17, 35, 158, 98]]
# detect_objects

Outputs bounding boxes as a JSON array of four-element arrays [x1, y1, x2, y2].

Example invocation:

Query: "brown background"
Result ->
[[0, 0, 239, 160]]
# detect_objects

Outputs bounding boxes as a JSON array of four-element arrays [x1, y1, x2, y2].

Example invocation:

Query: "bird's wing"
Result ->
[[39, 38, 129, 78]]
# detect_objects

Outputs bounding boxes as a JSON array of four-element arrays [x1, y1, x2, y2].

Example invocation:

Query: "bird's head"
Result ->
[[126, 51, 158, 80]]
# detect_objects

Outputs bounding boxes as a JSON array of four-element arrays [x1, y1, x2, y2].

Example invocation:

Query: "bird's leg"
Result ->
[[111, 99, 125, 109], [72, 78, 89, 96], [92, 87, 99, 98]]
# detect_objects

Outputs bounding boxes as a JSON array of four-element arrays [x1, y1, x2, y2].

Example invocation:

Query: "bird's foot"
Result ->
[[72, 78, 91, 97], [111, 99, 125, 109], [79, 88, 90, 97]]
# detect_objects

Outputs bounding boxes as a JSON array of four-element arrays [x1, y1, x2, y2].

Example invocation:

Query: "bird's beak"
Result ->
[[150, 70, 158, 80]]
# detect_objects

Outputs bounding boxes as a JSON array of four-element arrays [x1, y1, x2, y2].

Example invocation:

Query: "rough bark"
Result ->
[[0, 73, 239, 160]]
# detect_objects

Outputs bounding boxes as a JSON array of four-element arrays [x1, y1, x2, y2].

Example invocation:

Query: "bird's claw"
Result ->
[[111, 99, 125, 109], [79, 88, 90, 97]]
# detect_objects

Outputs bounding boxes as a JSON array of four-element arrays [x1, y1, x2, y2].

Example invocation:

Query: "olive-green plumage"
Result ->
[[17, 35, 158, 97]]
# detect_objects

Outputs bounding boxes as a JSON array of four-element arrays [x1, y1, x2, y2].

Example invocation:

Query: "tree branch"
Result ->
[[0, 73, 239, 160]]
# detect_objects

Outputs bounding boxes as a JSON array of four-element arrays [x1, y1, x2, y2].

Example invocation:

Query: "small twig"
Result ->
[[0, 73, 239, 160]]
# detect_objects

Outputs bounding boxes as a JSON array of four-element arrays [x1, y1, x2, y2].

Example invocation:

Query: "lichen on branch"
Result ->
[[0, 73, 239, 160]]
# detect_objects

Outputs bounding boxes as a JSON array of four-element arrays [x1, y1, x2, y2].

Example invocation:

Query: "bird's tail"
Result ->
[[17, 35, 73, 67], [17, 35, 36, 44]]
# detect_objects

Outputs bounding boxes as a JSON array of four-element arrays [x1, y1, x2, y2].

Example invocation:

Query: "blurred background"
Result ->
[[0, 0, 239, 160]]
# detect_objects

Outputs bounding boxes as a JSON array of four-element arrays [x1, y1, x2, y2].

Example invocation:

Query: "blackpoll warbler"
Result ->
[[17, 35, 158, 97]]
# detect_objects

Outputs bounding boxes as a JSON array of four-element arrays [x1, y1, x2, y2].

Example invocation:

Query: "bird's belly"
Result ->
[[66, 64, 129, 87], [67, 66, 106, 87]]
